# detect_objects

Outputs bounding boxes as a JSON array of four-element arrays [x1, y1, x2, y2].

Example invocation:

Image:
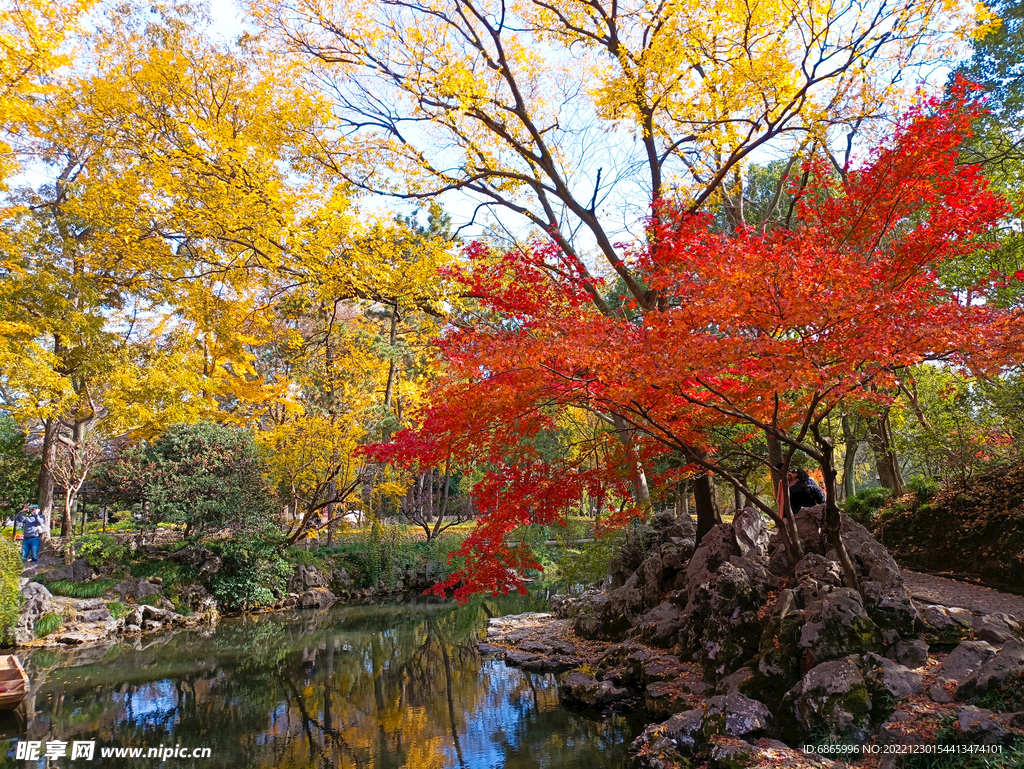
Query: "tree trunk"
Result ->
[[867, 410, 904, 495], [767, 433, 804, 567], [38, 418, 58, 542], [611, 413, 651, 511], [818, 438, 860, 590], [841, 415, 860, 501], [693, 474, 716, 544]]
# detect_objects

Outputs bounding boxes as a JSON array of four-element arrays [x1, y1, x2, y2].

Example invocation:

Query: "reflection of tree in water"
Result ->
[[17, 596, 635, 769]]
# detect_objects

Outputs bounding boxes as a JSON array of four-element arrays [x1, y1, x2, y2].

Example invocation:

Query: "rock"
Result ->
[[957, 705, 1007, 743], [708, 738, 755, 768], [939, 640, 996, 682], [921, 604, 971, 645], [520, 655, 578, 673], [73, 598, 108, 611], [115, 577, 162, 602], [733, 509, 770, 560], [558, 671, 628, 708], [177, 584, 213, 611], [288, 565, 329, 593], [477, 643, 501, 654], [573, 577, 642, 640], [956, 639, 1024, 701], [631, 709, 705, 759], [682, 552, 770, 681], [929, 682, 955, 703], [171, 547, 222, 575], [124, 624, 141, 634], [862, 653, 923, 701], [55, 631, 95, 645], [633, 601, 685, 648], [888, 639, 929, 669], [296, 588, 335, 609], [972, 614, 1022, 645], [45, 558, 94, 584], [80, 609, 111, 623], [518, 640, 551, 654], [783, 656, 873, 744], [878, 707, 929, 746], [16, 582, 55, 645], [328, 567, 353, 591], [703, 693, 772, 740], [715, 667, 755, 696], [505, 650, 540, 666], [799, 588, 883, 666], [644, 682, 690, 716], [21, 582, 52, 601]]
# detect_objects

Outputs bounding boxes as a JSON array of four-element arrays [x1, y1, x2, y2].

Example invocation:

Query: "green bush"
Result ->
[[75, 533, 129, 567], [906, 476, 939, 504], [106, 601, 127, 619], [99, 422, 277, 538], [128, 560, 198, 591], [136, 594, 163, 607], [46, 579, 117, 599], [0, 538, 20, 645], [843, 487, 893, 527], [208, 538, 292, 611], [35, 612, 63, 638]]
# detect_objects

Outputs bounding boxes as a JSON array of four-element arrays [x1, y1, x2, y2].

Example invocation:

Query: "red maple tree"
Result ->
[[372, 96, 1024, 599]]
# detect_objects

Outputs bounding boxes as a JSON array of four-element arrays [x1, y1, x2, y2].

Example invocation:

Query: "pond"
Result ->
[[1, 596, 641, 768]]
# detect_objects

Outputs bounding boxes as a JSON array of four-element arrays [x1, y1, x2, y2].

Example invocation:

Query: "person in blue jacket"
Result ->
[[15, 505, 47, 563], [787, 468, 826, 515]]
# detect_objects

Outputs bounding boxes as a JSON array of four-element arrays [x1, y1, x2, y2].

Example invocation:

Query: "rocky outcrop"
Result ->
[[16, 582, 55, 645]]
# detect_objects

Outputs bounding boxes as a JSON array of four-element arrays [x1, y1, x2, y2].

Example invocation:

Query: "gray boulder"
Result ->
[[632, 601, 685, 648], [703, 693, 772, 741], [956, 639, 1024, 702], [558, 671, 628, 708], [783, 656, 873, 743], [631, 708, 705, 759], [862, 653, 923, 701], [957, 705, 1007, 743], [15, 582, 55, 645], [170, 547, 222, 575], [288, 565, 329, 593], [296, 588, 335, 609], [939, 640, 996, 682], [799, 588, 883, 665], [972, 614, 1022, 645], [888, 638, 929, 669]]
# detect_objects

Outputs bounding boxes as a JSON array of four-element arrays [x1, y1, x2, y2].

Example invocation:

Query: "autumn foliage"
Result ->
[[374, 97, 1024, 600]]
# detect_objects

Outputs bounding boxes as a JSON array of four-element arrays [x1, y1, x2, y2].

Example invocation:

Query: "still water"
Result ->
[[2, 598, 639, 768]]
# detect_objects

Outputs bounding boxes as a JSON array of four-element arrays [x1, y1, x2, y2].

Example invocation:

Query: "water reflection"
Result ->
[[2, 598, 638, 768]]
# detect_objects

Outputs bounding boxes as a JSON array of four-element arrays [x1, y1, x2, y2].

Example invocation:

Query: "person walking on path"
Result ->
[[15, 505, 47, 563]]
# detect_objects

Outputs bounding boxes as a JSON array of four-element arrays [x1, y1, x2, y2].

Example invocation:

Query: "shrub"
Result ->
[[99, 422, 277, 538], [843, 487, 893, 527], [106, 601, 127, 619], [208, 538, 292, 611], [46, 579, 117, 599], [75, 534, 129, 568], [906, 476, 939, 504], [35, 612, 63, 638], [0, 538, 20, 645]]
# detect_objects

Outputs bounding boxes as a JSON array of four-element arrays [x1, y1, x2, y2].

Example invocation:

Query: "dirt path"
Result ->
[[903, 569, 1024, 620]]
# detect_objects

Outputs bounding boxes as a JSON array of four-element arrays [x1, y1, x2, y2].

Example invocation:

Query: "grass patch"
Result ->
[[35, 612, 63, 638], [106, 601, 127, 619], [136, 594, 163, 607], [46, 579, 117, 599]]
